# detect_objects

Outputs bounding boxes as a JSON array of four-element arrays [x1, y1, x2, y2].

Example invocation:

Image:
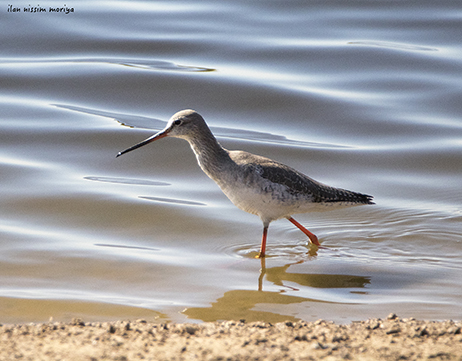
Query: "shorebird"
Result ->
[[117, 109, 374, 257]]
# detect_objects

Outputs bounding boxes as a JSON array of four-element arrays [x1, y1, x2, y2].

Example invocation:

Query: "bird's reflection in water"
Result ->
[[258, 244, 319, 291], [184, 248, 371, 323], [258, 257, 266, 291], [258, 255, 371, 292]]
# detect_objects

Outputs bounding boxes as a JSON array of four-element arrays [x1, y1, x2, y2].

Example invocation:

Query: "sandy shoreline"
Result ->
[[1, 314, 460, 360]]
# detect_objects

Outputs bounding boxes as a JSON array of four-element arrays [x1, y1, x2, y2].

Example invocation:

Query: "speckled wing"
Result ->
[[257, 162, 374, 205]]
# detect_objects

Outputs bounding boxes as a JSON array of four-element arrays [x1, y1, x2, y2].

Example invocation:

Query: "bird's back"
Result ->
[[256, 160, 374, 205]]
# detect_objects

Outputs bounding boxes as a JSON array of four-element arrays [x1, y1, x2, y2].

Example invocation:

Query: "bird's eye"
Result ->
[[174, 119, 182, 126]]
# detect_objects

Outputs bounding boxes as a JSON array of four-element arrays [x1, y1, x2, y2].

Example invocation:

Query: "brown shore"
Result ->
[[1, 314, 460, 360]]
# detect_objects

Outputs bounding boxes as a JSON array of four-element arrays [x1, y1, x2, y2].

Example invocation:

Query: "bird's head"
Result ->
[[116, 109, 205, 157]]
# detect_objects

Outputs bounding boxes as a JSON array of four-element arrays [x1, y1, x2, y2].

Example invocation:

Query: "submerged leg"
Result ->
[[288, 217, 320, 246], [257, 224, 269, 258]]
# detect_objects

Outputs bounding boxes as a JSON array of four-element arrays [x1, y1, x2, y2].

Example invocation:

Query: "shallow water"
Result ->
[[1, 1, 461, 324]]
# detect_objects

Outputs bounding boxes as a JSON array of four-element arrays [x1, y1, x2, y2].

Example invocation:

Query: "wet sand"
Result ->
[[1, 314, 460, 360]]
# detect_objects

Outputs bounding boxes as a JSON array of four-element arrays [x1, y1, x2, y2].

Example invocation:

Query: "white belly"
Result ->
[[217, 179, 315, 222]]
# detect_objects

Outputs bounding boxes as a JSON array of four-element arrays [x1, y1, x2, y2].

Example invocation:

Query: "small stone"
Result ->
[[311, 342, 327, 350], [185, 326, 197, 335], [367, 322, 380, 330], [386, 326, 401, 335], [71, 318, 85, 327], [387, 313, 398, 320], [419, 326, 429, 337]]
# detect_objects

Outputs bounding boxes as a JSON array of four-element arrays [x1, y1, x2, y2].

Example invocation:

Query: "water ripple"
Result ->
[[221, 241, 328, 261], [0, 58, 216, 73], [348, 41, 439, 52], [139, 196, 206, 206], [94, 243, 159, 252], [84, 176, 170, 186]]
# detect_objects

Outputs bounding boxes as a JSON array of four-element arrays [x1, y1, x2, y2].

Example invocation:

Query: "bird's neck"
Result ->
[[187, 129, 231, 180]]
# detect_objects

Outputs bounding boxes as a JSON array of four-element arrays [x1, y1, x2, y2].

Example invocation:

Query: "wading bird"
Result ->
[[117, 109, 374, 257]]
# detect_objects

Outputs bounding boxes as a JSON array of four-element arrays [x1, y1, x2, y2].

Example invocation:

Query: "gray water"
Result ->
[[1, 1, 461, 324]]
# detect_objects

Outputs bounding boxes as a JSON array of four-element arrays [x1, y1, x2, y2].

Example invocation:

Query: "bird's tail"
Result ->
[[313, 184, 374, 205]]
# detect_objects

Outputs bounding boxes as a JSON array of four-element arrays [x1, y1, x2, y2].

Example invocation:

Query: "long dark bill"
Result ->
[[116, 130, 169, 158]]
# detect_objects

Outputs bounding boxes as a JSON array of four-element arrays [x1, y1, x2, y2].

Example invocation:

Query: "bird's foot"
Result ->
[[308, 234, 321, 247]]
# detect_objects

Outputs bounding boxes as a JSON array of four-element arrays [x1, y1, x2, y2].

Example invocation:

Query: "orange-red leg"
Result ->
[[288, 217, 320, 246], [257, 225, 268, 258]]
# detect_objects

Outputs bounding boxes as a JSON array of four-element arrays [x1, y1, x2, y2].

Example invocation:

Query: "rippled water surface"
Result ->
[[1, 1, 461, 324]]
